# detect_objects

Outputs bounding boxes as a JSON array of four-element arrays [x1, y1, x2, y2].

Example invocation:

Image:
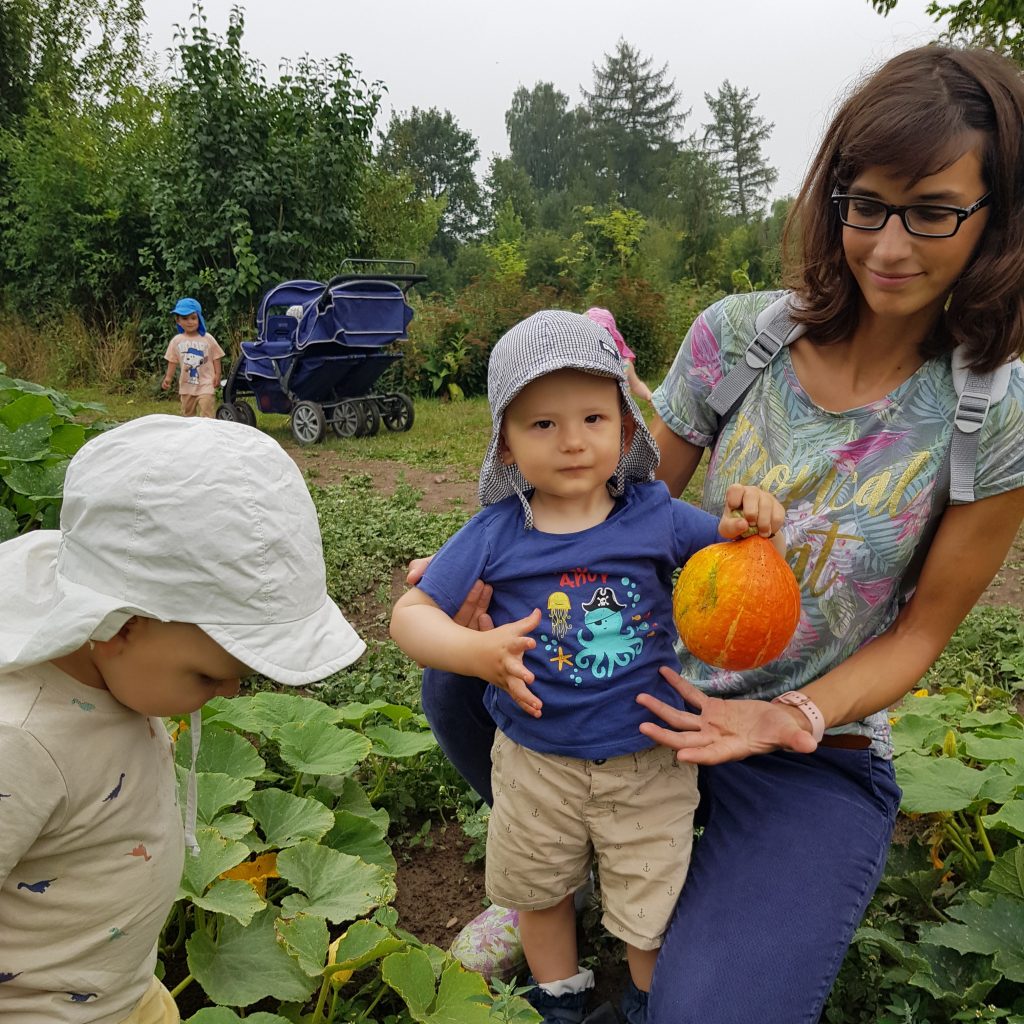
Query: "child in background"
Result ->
[[0, 416, 365, 1024], [585, 307, 653, 402], [161, 298, 225, 417], [391, 311, 786, 1024]]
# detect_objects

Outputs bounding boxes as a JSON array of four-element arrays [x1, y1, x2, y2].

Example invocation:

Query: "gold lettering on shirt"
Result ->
[[719, 414, 933, 520]]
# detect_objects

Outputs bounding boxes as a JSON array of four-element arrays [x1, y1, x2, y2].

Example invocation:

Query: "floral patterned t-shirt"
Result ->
[[653, 291, 1024, 757]]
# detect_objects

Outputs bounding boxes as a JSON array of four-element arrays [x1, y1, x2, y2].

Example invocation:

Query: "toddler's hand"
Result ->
[[719, 483, 785, 540], [476, 608, 543, 718], [161, 379, 171, 391]]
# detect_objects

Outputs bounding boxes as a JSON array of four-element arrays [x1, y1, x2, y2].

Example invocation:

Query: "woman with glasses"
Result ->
[[636, 44, 1024, 1023], [411, 45, 1024, 1024]]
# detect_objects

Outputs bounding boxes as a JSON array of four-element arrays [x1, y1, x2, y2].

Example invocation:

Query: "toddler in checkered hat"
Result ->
[[391, 310, 785, 1023]]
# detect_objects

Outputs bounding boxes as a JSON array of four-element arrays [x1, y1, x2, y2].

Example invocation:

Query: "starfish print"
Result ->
[[549, 646, 573, 671]]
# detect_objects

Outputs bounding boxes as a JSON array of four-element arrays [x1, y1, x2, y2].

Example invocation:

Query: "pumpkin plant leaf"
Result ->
[[209, 812, 255, 841], [327, 919, 404, 973], [175, 766, 256, 824], [920, 895, 1024, 983], [275, 912, 330, 977], [178, 828, 251, 899], [274, 720, 372, 776], [246, 788, 336, 848], [186, 906, 319, 1006], [982, 798, 1024, 839], [324, 809, 396, 872], [191, 878, 265, 926], [277, 841, 393, 924], [0, 416, 52, 461], [423, 961, 497, 1024], [186, 1009, 293, 1024], [204, 692, 343, 737], [894, 752, 994, 813], [175, 727, 266, 779], [364, 724, 437, 759], [984, 846, 1024, 900], [381, 947, 437, 1020]]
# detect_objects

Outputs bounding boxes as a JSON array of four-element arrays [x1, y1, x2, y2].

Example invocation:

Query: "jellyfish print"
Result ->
[[547, 591, 571, 640]]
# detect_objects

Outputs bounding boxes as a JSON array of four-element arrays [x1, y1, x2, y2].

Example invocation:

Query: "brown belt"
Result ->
[[818, 733, 872, 750]]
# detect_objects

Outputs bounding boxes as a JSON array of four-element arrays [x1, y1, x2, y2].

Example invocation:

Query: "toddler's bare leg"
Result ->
[[519, 895, 577, 982], [626, 943, 658, 992]]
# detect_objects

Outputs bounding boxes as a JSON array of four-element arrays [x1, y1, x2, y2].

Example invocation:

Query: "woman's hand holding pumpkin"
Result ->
[[637, 667, 818, 763]]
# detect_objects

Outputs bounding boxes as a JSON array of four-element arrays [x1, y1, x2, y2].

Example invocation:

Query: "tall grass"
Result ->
[[0, 311, 142, 390]]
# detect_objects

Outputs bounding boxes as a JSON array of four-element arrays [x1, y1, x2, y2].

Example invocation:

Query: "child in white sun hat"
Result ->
[[0, 415, 364, 1024], [391, 311, 786, 1024]]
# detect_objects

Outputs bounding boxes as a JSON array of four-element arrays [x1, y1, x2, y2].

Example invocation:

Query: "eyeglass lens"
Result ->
[[838, 197, 960, 236]]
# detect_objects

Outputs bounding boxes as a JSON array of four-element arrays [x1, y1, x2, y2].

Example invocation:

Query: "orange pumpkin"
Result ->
[[672, 536, 801, 670]]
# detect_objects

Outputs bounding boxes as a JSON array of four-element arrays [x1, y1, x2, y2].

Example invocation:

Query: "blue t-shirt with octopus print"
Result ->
[[417, 481, 722, 760]]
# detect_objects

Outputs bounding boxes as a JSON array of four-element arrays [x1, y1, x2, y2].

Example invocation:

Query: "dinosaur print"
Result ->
[[125, 843, 152, 862], [17, 878, 56, 893], [102, 773, 126, 802]]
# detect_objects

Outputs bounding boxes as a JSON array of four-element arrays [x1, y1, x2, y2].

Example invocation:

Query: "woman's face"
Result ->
[[842, 146, 990, 327]]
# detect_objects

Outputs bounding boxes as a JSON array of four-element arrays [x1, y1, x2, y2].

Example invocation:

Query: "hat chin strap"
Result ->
[[183, 710, 202, 856]]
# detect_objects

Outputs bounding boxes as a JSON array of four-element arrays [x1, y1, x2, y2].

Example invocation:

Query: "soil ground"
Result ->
[[285, 444, 1024, 1010]]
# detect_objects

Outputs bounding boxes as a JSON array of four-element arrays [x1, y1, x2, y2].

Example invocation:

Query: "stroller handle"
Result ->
[[315, 260, 427, 311]]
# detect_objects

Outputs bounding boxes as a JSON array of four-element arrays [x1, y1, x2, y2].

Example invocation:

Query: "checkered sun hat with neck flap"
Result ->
[[478, 310, 660, 529]]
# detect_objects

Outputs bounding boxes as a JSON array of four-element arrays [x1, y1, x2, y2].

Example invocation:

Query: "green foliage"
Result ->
[[870, 0, 1024, 64], [140, 6, 380, 355], [0, 364, 107, 538], [379, 106, 483, 261], [827, 607, 1024, 1022], [359, 164, 444, 263], [164, 693, 538, 1022], [702, 81, 778, 218]]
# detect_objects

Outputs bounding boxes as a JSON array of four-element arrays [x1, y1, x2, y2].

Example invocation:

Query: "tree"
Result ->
[[703, 80, 778, 219], [505, 82, 586, 193], [869, 0, 1024, 63], [662, 145, 731, 282], [582, 40, 687, 209], [378, 107, 483, 261], [142, 7, 381, 346], [483, 155, 537, 233]]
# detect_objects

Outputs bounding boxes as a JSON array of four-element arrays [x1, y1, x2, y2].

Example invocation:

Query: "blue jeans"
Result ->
[[421, 668, 902, 1023]]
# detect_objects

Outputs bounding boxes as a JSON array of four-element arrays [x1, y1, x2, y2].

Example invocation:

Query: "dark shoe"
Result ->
[[582, 1002, 624, 1023], [524, 979, 590, 1024], [619, 978, 648, 1024]]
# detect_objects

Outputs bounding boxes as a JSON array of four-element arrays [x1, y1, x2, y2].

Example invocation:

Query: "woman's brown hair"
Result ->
[[783, 46, 1024, 371]]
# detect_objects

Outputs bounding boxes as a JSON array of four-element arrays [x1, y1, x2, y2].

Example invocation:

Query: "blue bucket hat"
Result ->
[[172, 297, 207, 335]]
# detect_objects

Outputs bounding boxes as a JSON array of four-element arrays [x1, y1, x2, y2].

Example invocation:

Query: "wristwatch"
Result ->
[[771, 690, 825, 742]]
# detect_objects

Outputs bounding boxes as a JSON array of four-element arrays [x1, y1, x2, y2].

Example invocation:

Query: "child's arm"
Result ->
[[391, 587, 543, 717], [718, 483, 787, 556], [162, 358, 178, 391], [624, 360, 653, 402], [212, 356, 222, 385]]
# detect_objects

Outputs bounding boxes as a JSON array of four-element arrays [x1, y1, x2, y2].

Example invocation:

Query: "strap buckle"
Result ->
[[743, 328, 786, 370], [954, 389, 991, 434]]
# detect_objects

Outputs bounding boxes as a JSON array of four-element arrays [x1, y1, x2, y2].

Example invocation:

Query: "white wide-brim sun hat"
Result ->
[[0, 415, 364, 684]]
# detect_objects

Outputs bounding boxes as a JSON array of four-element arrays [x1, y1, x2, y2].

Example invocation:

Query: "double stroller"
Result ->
[[217, 260, 425, 445]]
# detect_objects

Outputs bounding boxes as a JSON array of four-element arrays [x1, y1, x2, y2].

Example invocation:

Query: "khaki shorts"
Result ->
[[180, 393, 216, 417], [119, 976, 179, 1024], [485, 731, 699, 950]]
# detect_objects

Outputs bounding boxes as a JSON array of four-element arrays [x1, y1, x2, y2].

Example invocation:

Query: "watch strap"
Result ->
[[771, 690, 825, 742]]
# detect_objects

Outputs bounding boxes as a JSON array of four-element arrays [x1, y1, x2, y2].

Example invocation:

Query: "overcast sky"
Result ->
[[140, 0, 946, 199]]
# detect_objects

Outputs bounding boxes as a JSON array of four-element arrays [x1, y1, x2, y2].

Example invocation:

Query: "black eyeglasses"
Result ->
[[831, 192, 992, 238]]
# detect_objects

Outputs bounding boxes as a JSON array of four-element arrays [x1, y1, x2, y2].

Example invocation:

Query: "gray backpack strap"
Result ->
[[707, 292, 807, 420], [949, 349, 1017, 503]]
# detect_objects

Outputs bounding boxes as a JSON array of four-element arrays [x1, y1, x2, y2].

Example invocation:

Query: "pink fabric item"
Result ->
[[584, 307, 636, 362]]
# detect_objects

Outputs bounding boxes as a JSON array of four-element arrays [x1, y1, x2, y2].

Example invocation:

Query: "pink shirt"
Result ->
[[164, 334, 225, 395]]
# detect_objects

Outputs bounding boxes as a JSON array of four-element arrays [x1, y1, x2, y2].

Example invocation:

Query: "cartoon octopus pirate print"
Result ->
[[538, 573, 652, 685]]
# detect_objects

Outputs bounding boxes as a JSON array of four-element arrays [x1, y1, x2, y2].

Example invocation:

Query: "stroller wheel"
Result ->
[[215, 403, 239, 422], [381, 393, 415, 432], [358, 399, 381, 437], [329, 400, 366, 439], [291, 401, 326, 445], [233, 401, 257, 427]]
